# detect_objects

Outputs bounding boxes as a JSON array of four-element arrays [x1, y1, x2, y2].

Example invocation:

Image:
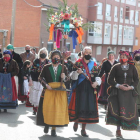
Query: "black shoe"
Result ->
[[4, 109, 7, 113], [73, 122, 78, 132], [51, 129, 57, 137], [81, 130, 88, 137], [33, 111, 36, 115], [44, 125, 49, 133]]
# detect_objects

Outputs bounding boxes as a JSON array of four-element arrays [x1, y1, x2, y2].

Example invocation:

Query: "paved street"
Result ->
[[0, 102, 140, 140]]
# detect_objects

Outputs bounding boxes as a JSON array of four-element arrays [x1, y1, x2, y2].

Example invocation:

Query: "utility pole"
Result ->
[[10, 0, 16, 45]]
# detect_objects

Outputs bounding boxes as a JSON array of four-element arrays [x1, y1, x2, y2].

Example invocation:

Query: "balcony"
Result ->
[[123, 38, 133, 45], [121, 0, 125, 3], [135, 21, 139, 25], [104, 36, 111, 44], [114, 17, 118, 22], [118, 37, 122, 45], [120, 18, 123, 23], [130, 20, 134, 24], [112, 38, 117, 45], [106, 16, 111, 21], [97, 15, 103, 20], [126, 0, 136, 6], [125, 19, 129, 24], [87, 36, 102, 44]]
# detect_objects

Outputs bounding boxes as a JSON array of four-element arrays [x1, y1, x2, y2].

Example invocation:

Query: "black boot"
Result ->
[[73, 122, 78, 132], [81, 130, 88, 137], [4, 109, 7, 113], [32, 111, 36, 115], [51, 129, 57, 137], [44, 125, 49, 133]]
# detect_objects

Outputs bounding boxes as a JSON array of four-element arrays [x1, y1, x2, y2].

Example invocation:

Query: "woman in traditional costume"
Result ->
[[0, 50, 19, 112], [98, 58, 107, 100], [18, 60, 31, 103], [36, 50, 69, 137], [133, 49, 140, 116], [98, 51, 118, 109], [69, 46, 101, 137], [29, 47, 50, 115], [106, 50, 139, 139]]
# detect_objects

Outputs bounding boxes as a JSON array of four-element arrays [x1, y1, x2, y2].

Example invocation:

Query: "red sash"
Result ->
[[81, 58, 92, 83]]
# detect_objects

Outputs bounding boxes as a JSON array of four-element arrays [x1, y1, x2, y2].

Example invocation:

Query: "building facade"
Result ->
[[0, 0, 139, 61], [86, 0, 140, 61]]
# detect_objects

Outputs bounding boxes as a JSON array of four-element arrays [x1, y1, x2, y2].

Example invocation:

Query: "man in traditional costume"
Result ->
[[133, 49, 140, 116], [69, 46, 101, 137], [106, 50, 139, 139], [36, 50, 69, 137], [0, 50, 19, 112]]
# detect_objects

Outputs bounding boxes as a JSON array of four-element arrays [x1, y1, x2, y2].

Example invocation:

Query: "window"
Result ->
[[47, 42, 53, 53], [97, 2, 102, 15], [114, 6, 118, 18], [105, 25, 111, 37], [114, 47, 117, 54], [119, 25, 122, 37], [129, 47, 132, 52], [135, 11, 139, 21], [66, 43, 70, 51], [107, 47, 111, 53], [88, 22, 102, 37], [96, 46, 102, 55], [106, 4, 111, 16], [120, 8, 123, 19], [124, 27, 129, 39], [128, 29, 133, 39], [125, 6, 130, 19], [113, 26, 117, 38], [130, 10, 134, 20]]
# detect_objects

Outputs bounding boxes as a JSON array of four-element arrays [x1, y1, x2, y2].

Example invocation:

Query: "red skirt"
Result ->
[[11, 77, 18, 101]]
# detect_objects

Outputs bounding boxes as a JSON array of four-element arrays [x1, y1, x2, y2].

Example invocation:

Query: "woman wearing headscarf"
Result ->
[[98, 51, 118, 109], [29, 47, 50, 115], [106, 50, 139, 139], [133, 49, 140, 116], [36, 50, 69, 137], [0, 50, 19, 112]]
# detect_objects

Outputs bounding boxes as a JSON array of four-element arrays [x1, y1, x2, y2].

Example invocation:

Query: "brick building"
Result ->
[[86, 0, 140, 61], [0, 0, 140, 61]]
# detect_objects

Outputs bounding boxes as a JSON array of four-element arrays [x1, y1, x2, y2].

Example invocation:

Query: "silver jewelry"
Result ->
[[121, 64, 129, 71], [53, 65, 58, 82]]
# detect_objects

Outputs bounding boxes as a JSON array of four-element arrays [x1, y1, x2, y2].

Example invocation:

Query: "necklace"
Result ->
[[121, 64, 129, 71], [52, 65, 58, 82]]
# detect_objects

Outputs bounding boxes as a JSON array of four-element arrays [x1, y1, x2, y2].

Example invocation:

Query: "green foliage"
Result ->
[[82, 23, 94, 31], [46, 6, 55, 22], [72, 4, 79, 17]]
